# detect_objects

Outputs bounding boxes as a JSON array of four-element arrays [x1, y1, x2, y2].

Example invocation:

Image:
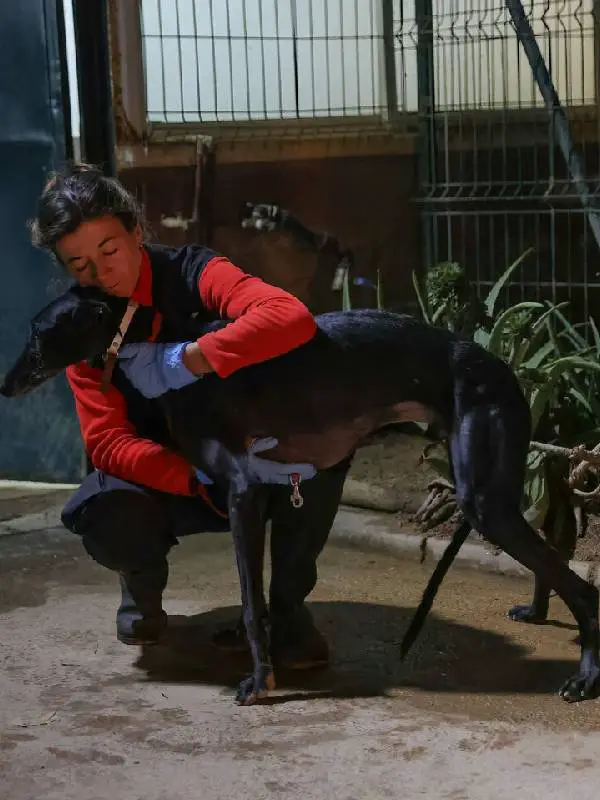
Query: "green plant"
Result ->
[[413, 252, 600, 535], [412, 248, 532, 335], [341, 266, 352, 311], [340, 269, 385, 311], [376, 268, 384, 311], [412, 260, 486, 334]]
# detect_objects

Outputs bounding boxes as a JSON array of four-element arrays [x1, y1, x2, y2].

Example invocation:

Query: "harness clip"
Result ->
[[289, 472, 304, 509]]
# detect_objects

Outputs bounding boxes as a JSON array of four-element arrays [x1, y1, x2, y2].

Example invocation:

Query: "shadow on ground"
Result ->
[[0, 529, 585, 707], [132, 601, 580, 703]]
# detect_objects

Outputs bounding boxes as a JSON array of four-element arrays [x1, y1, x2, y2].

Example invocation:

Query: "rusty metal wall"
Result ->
[[119, 152, 421, 315]]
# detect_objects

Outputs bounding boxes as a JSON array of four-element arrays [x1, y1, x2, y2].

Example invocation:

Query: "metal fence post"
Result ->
[[506, 0, 600, 253], [381, 0, 398, 122], [415, 0, 436, 270], [71, 0, 116, 175]]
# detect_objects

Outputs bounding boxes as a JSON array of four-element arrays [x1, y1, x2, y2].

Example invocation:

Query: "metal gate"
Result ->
[[0, 0, 83, 481], [411, 0, 600, 324]]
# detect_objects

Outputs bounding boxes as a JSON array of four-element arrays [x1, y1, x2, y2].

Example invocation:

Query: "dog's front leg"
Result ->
[[228, 484, 275, 705]]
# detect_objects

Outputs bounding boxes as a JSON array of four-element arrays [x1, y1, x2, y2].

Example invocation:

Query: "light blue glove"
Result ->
[[193, 467, 214, 485], [195, 438, 316, 488], [117, 341, 199, 398], [237, 437, 317, 484]]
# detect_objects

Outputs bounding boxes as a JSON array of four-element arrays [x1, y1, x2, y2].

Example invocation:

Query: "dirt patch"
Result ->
[[575, 517, 600, 562], [347, 427, 600, 563], [0, 489, 73, 523], [348, 428, 439, 513]]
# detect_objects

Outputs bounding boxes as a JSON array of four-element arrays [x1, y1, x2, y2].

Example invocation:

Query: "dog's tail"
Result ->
[[400, 518, 472, 660]]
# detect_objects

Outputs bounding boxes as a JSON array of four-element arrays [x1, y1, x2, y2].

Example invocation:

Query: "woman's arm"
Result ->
[[183, 255, 317, 378], [66, 361, 206, 498]]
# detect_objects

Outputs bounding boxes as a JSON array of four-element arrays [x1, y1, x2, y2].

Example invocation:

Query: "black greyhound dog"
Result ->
[[240, 202, 577, 627], [2, 281, 599, 706]]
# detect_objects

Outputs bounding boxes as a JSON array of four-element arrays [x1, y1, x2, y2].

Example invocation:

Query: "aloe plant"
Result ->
[[413, 251, 600, 534], [341, 269, 385, 312], [412, 260, 486, 335], [376, 268, 384, 311], [341, 267, 352, 311]]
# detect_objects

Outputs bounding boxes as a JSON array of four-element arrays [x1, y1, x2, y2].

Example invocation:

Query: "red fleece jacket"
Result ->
[[66, 250, 316, 496]]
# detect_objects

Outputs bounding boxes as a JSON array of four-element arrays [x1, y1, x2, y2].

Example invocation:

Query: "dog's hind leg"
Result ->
[[227, 484, 275, 705], [508, 575, 552, 624], [508, 458, 578, 624], [451, 404, 600, 702]]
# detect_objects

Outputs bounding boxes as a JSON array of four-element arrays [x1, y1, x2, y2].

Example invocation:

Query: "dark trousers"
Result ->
[[61, 458, 351, 621]]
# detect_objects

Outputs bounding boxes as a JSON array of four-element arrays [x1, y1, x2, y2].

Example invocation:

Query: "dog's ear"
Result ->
[[30, 287, 102, 333]]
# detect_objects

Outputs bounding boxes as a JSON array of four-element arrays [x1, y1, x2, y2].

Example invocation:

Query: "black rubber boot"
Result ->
[[116, 563, 169, 646]]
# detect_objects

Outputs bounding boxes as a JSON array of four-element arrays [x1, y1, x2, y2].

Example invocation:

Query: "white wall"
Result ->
[[139, 0, 597, 123]]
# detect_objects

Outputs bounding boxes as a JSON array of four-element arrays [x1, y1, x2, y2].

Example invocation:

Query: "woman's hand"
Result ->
[[182, 341, 214, 375], [117, 341, 203, 398], [192, 438, 317, 488], [238, 437, 317, 484]]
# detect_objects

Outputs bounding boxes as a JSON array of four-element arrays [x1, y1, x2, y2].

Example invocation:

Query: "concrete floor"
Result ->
[[1, 527, 600, 800]]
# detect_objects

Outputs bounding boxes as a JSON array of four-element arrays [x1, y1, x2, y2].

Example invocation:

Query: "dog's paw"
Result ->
[[507, 603, 548, 624], [558, 666, 600, 702], [235, 667, 276, 706]]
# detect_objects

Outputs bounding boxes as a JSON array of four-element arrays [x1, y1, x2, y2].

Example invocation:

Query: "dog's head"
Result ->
[[0, 286, 128, 397]]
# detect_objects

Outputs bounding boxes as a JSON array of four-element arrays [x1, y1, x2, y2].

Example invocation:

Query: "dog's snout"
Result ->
[[0, 350, 50, 398], [0, 369, 25, 397], [0, 366, 26, 397]]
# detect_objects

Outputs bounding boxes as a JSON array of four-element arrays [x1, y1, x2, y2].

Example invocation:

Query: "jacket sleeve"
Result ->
[[66, 361, 197, 496], [193, 255, 317, 378]]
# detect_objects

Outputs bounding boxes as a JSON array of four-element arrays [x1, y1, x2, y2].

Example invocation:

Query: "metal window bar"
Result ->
[[139, 0, 405, 123], [136, 2, 597, 126], [134, 1, 600, 322], [139, 2, 596, 124], [410, 0, 600, 326]]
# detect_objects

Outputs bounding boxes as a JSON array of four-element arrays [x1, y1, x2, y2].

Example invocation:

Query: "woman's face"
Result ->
[[55, 215, 143, 297]]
